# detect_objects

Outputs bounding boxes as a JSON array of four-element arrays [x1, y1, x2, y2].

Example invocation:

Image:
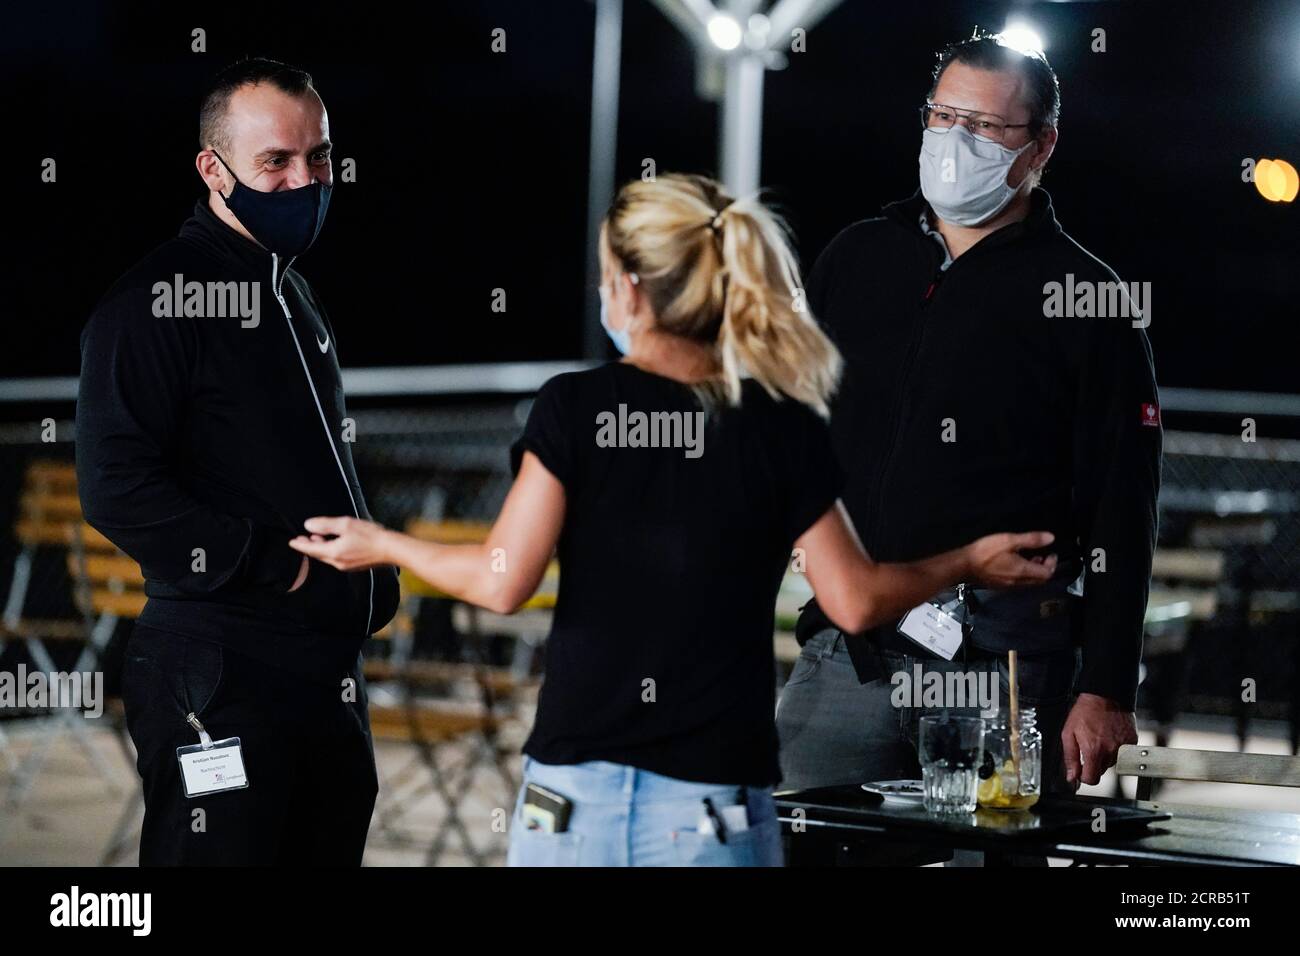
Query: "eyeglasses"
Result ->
[[921, 103, 1034, 146]]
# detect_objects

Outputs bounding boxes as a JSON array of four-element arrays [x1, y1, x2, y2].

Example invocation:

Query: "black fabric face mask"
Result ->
[[211, 149, 332, 256]]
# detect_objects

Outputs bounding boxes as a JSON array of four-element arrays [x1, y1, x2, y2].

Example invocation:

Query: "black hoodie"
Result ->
[[796, 188, 1162, 710], [76, 199, 399, 685]]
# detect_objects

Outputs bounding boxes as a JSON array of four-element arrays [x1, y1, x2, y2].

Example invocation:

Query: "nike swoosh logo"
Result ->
[[317, 334, 329, 353]]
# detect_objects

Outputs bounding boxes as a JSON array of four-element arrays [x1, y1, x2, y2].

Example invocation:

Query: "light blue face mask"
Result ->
[[599, 271, 639, 356]]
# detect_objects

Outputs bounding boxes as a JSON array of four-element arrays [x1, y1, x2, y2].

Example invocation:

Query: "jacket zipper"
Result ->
[[863, 255, 955, 551], [271, 252, 375, 637], [861, 216, 1019, 554]]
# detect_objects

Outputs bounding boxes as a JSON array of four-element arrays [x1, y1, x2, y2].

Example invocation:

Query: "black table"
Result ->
[[775, 786, 1300, 867]]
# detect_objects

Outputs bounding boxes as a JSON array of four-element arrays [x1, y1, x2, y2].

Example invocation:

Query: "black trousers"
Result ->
[[121, 623, 378, 866]]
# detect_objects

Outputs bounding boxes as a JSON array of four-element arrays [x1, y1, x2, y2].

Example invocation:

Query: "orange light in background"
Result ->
[[1277, 160, 1300, 203], [1254, 158, 1299, 202]]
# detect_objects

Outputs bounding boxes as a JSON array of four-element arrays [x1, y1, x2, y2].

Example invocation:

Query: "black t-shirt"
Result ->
[[509, 362, 842, 785]]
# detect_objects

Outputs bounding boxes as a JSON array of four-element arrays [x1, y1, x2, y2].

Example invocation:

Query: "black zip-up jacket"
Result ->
[[76, 199, 400, 685], [796, 188, 1161, 710]]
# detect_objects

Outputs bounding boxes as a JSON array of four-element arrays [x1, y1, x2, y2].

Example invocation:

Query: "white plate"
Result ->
[[861, 779, 925, 804]]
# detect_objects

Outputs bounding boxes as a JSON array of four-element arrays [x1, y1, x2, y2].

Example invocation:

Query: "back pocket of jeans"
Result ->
[[669, 816, 781, 867], [507, 827, 584, 867]]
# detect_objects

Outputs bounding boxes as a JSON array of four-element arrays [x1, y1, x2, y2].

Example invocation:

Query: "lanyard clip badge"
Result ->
[[187, 712, 215, 750], [177, 712, 249, 797], [940, 584, 975, 665], [896, 584, 968, 662]]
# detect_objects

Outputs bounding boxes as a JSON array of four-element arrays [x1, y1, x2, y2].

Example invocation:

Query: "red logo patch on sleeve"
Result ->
[[1141, 402, 1161, 427]]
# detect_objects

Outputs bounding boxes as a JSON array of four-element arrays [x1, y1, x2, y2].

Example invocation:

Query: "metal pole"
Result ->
[[720, 52, 765, 196], [583, 0, 624, 359]]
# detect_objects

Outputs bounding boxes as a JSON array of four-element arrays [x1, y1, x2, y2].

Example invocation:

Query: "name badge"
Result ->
[[176, 737, 249, 798], [897, 602, 964, 660]]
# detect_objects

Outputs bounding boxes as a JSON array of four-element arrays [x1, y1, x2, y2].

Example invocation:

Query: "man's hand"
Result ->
[[288, 554, 309, 592], [1061, 692, 1137, 787]]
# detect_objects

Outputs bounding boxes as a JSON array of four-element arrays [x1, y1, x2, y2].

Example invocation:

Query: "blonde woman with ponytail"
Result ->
[[291, 173, 1057, 867]]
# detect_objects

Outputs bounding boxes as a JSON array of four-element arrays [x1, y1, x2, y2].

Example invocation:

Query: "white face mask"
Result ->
[[918, 124, 1036, 226], [598, 270, 639, 356]]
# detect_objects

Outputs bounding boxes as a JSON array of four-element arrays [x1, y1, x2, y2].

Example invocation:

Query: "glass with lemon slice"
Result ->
[[977, 708, 1042, 810]]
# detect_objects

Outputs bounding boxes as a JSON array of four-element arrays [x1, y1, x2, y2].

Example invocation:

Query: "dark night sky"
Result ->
[[2, 0, 1297, 394]]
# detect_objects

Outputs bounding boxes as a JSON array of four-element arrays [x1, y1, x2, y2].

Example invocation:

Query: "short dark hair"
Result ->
[[198, 56, 315, 154], [929, 29, 1060, 135]]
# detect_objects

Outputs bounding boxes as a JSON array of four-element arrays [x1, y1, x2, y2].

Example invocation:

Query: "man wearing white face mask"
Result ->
[[777, 31, 1162, 808]]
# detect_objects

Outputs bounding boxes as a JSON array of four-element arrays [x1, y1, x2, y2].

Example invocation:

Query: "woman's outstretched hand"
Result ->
[[289, 516, 392, 571], [965, 532, 1058, 588]]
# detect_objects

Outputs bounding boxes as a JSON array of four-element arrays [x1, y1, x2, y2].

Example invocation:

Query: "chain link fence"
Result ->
[[1157, 432, 1300, 727], [1, 401, 1297, 722], [1160, 432, 1300, 592]]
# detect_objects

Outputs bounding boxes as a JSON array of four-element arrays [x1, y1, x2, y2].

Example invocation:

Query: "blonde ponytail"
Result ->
[[602, 173, 841, 417], [713, 199, 841, 417]]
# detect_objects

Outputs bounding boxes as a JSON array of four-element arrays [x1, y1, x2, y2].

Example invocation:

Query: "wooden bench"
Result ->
[[1116, 744, 1300, 801]]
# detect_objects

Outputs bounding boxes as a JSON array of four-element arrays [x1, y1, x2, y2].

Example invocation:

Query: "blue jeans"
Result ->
[[506, 757, 784, 867]]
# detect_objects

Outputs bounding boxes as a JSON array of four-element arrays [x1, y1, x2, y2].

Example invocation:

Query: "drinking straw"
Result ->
[[1008, 650, 1022, 790]]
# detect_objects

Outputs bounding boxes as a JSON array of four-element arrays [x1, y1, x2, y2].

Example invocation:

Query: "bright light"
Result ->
[[745, 13, 771, 50], [1280, 160, 1300, 202], [707, 13, 743, 51], [1000, 23, 1045, 57], [1255, 158, 1299, 203]]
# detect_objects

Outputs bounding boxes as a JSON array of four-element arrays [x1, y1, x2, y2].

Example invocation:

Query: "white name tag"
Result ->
[[897, 603, 964, 660], [176, 737, 249, 797]]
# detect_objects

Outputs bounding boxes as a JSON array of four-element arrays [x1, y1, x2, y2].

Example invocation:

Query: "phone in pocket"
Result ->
[[522, 782, 573, 833]]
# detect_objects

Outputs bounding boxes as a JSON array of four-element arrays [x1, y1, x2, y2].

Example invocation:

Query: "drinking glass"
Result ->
[[918, 715, 984, 814]]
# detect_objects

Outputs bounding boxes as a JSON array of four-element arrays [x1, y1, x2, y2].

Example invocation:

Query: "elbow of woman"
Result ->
[[825, 595, 880, 636], [480, 576, 533, 615], [481, 586, 521, 615]]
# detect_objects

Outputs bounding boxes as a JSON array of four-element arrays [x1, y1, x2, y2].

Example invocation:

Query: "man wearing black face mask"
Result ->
[[209, 146, 332, 257], [75, 57, 399, 865]]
